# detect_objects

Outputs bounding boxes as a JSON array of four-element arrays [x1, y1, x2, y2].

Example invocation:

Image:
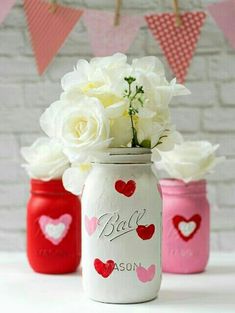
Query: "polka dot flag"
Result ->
[[146, 12, 206, 83]]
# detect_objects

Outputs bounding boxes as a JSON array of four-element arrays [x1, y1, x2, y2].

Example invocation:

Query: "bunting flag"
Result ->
[[146, 12, 206, 83], [83, 9, 144, 56], [23, 0, 83, 75], [208, 0, 235, 50], [0, 0, 16, 24]]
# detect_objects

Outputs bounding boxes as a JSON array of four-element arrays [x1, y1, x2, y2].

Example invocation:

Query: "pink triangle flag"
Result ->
[[146, 12, 206, 83], [0, 0, 16, 24], [83, 9, 144, 56], [23, 0, 83, 75], [208, 0, 235, 50]]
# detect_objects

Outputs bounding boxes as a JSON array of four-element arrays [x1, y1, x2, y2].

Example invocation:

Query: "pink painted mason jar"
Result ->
[[160, 179, 210, 274]]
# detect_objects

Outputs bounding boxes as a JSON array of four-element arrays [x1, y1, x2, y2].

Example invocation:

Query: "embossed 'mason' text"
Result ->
[[114, 262, 142, 271]]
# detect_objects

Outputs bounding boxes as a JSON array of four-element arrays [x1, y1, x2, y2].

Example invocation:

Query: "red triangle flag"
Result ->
[[24, 0, 83, 75], [146, 12, 206, 83], [83, 10, 144, 56]]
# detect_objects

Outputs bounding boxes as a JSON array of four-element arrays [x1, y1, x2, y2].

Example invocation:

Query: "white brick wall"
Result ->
[[0, 0, 235, 251]]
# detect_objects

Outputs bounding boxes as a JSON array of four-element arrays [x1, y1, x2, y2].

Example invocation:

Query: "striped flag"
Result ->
[[24, 0, 83, 75]]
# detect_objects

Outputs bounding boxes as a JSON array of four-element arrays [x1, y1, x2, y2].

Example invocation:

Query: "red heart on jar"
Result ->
[[94, 258, 115, 278], [136, 224, 155, 240], [115, 180, 136, 197], [173, 214, 201, 241]]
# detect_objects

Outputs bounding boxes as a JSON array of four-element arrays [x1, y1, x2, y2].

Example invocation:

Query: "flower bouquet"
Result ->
[[38, 53, 190, 195], [22, 53, 192, 302]]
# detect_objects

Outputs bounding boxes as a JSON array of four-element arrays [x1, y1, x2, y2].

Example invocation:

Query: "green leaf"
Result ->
[[140, 139, 151, 149]]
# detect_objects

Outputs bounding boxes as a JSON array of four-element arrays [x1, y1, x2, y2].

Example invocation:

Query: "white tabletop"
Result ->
[[0, 252, 235, 313]]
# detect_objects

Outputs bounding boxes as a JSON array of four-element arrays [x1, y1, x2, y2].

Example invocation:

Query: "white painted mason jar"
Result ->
[[82, 148, 162, 303]]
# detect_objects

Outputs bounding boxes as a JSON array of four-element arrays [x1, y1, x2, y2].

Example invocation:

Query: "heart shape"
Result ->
[[136, 264, 156, 283], [179, 221, 196, 237], [115, 180, 136, 197], [136, 224, 155, 240], [94, 258, 115, 278], [38, 214, 72, 245], [85, 215, 98, 236], [173, 214, 201, 241]]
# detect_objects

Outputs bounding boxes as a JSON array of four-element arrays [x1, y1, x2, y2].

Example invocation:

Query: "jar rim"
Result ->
[[159, 178, 207, 196], [91, 148, 152, 164], [160, 178, 206, 187], [106, 147, 151, 155], [30, 179, 73, 195]]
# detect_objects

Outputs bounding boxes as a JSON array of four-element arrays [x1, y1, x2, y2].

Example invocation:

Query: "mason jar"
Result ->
[[160, 179, 210, 274], [27, 179, 81, 274], [82, 148, 162, 303]]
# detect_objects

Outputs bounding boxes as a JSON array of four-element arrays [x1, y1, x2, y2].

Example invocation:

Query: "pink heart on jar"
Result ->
[[85, 215, 98, 236], [136, 264, 156, 283], [38, 214, 72, 245]]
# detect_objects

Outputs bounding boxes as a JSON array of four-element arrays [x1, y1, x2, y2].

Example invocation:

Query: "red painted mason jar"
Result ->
[[160, 179, 210, 274], [27, 179, 81, 274]]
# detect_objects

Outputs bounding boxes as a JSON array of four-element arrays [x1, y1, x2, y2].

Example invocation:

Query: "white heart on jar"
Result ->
[[45, 223, 66, 239], [39, 214, 72, 245], [178, 221, 196, 237]]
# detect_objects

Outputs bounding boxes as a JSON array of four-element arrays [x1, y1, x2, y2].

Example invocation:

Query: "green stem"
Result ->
[[130, 114, 137, 147], [124, 77, 144, 148]]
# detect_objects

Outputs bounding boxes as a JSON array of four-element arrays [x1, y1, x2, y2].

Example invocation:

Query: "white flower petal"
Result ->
[[170, 79, 191, 96], [156, 140, 225, 182], [110, 116, 132, 147], [40, 101, 64, 138], [61, 59, 92, 91], [21, 137, 69, 180], [90, 53, 127, 68], [105, 101, 127, 119], [40, 96, 111, 162], [132, 56, 165, 76], [62, 164, 92, 195], [138, 107, 156, 119]]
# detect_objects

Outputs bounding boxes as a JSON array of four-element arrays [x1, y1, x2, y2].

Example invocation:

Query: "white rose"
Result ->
[[61, 53, 128, 92], [40, 96, 110, 163], [156, 141, 225, 182], [21, 137, 69, 180], [61, 53, 130, 119]]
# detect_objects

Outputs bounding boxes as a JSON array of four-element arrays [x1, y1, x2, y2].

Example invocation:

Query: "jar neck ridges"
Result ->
[[91, 148, 152, 164], [30, 179, 71, 195], [160, 179, 207, 196]]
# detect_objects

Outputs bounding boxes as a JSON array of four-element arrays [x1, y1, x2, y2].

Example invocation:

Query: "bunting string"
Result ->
[[172, 0, 182, 26], [49, 0, 58, 13], [114, 0, 122, 26], [1, 0, 234, 80]]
